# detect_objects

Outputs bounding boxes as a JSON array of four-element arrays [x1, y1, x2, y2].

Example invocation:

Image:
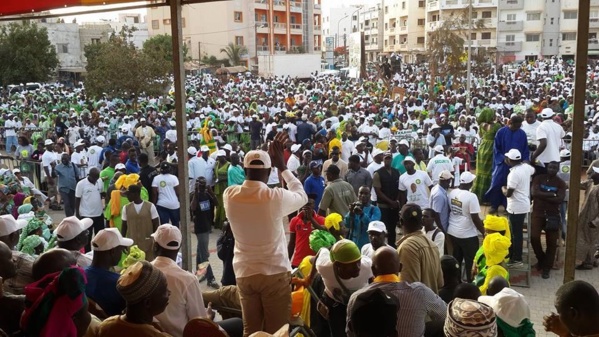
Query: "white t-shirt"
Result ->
[[506, 163, 535, 214], [398, 170, 433, 209], [152, 174, 180, 209], [361, 243, 392, 260], [521, 121, 540, 145], [341, 140, 355, 162], [41, 151, 58, 178], [424, 228, 445, 257], [121, 202, 159, 221], [447, 189, 481, 238], [4, 120, 16, 137], [71, 150, 88, 179], [535, 120, 565, 163], [315, 248, 373, 301], [74, 178, 104, 217], [287, 155, 301, 174], [367, 161, 384, 202], [426, 154, 454, 184], [87, 145, 103, 169]]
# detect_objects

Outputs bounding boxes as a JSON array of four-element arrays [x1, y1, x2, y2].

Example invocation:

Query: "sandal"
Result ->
[[575, 264, 593, 270]]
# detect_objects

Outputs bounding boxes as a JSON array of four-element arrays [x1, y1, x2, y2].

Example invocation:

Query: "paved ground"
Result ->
[[45, 204, 599, 336]]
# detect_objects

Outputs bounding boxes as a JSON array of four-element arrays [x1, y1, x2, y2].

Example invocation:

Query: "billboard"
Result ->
[[347, 32, 361, 78]]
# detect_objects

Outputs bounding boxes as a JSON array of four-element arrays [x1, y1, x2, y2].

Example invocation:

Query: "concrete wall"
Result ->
[[258, 53, 321, 77], [39, 23, 84, 70]]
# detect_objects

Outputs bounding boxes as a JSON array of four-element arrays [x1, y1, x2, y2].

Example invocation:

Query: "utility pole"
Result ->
[[466, 0, 472, 101], [564, 0, 590, 284], [198, 41, 201, 61]]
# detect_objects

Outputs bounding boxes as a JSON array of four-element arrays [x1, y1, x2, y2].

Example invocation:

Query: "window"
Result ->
[[471, 11, 478, 19], [506, 14, 516, 21], [471, 33, 477, 40], [57, 44, 68, 53], [527, 12, 541, 21], [481, 32, 491, 39], [182, 17, 186, 28], [549, 38, 553, 46], [564, 11, 577, 19], [402, 2, 406, 9], [151, 20, 159, 29], [562, 32, 576, 41], [385, 6, 388, 13], [417, 18, 425, 25], [506, 35, 515, 42], [550, 17, 554, 24], [482, 11, 492, 18], [417, 36, 425, 44], [91, 38, 101, 44], [234, 11, 243, 22], [526, 34, 540, 42], [163, 19, 171, 25], [419, 0, 425, 7], [235, 36, 244, 45]]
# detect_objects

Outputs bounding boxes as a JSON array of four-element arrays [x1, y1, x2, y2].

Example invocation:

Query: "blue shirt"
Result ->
[[430, 184, 450, 231], [55, 162, 79, 193], [304, 174, 325, 207], [344, 204, 382, 249], [84, 266, 126, 316], [125, 160, 140, 174]]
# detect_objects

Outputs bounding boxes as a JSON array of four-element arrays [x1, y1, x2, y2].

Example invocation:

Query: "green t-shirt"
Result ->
[[100, 167, 116, 192]]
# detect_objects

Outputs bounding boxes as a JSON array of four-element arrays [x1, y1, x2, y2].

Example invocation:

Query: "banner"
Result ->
[[1, 0, 142, 16], [347, 32, 361, 78]]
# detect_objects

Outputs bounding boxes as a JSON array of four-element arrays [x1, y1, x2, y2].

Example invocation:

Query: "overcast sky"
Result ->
[[49, 2, 147, 23]]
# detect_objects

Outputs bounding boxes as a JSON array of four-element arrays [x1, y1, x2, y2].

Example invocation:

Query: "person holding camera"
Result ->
[[344, 186, 381, 250]]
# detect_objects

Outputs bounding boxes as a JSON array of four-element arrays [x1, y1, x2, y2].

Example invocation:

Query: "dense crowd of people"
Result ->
[[1, 56, 599, 336]]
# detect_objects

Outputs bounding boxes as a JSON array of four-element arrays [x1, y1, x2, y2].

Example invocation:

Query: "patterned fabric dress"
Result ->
[[214, 161, 230, 229], [472, 123, 501, 201]]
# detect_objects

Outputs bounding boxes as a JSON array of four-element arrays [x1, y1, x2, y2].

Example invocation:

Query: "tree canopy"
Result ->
[[143, 34, 189, 63], [84, 28, 170, 98], [0, 22, 59, 86]]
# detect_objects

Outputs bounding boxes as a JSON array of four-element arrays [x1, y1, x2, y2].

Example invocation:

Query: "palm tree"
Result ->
[[220, 43, 248, 66]]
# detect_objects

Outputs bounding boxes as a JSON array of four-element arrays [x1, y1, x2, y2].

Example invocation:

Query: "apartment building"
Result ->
[[322, 7, 356, 51], [146, 0, 322, 68], [359, 4, 384, 62], [383, 0, 427, 63]]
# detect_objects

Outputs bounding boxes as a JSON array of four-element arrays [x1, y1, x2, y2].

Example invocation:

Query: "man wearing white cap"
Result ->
[[427, 124, 446, 159], [85, 228, 133, 316], [502, 149, 535, 268], [54, 216, 93, 266], [199, 145, 216, 187], [399, 156, 433, 209], [3, 114, 17, 154], [531, 107, 565, 174], [41, 139, 61, 210], [71, 139, 88, 180], [87, 136, 104, 170], [224, 132, 308, 336], [0, 215, 33, 294], [135, 117, 157, 165], [447, 172, 484, 283], [427, 145, 454, 185], [187, 146, 204, 192], [360, 221, 391, 259], [165, 120, 177, 143], [287, 143, 302, 175]]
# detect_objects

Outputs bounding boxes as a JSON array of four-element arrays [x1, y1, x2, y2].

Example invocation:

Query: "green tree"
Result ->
[[427, 7, 489, 88], [84, 35, 169, 97], [0, 22, 59, 86], [220, 43, 248, 66], [143, 34, 189, 63], [201, 55, 230, 67]]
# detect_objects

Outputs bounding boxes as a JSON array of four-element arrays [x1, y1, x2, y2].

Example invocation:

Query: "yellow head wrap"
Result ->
[[483, 214, 511, 241], [23, 196, 32, 205], [115, 174, 128, 190], [324, 213, 342, 231], [124, 174, 140, 189], [483, 233, 511, 266]]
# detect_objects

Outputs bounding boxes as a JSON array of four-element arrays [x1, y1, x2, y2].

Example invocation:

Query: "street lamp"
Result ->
[[337, 14, 350, 48]]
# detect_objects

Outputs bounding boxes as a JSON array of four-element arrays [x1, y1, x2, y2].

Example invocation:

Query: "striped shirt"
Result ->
[[346, 280, 447, 337]]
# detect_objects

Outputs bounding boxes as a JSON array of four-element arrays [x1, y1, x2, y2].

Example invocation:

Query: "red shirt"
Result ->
[[289, 211, 325, 267], [119, 150, 128, 164]]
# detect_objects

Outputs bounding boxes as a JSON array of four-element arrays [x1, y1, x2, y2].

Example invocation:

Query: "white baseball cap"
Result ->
[[291, 144, 302, 153], [244, 150, 272, 169], [55, 216, 93, 242], [403, 156, 416, 164], [200, 145, 210, 152], [0, 214, 24, 237], [504, 149, 522, 161], [223, 144, 233, 151], [12, 168, 20, 174], [151, 224, 182, 250], [478, 288, 531, 328], [115, 163, 126, 170], [367, 221, 387, 233], [540, 108, 555, 118], [91, 228, 133, 251], [371, 148, 384, 158], [438, 170, 454, 181], [169, 120, 176, 127], [560, 149, 571, 157], [434, 145, 445, 153], [140, 117, 146, 122], [460, 171, 477, 184], [44, 139, 54, 146], [398, 139, 410, 147], [73, 140, 85, 148], [96, 135, 106, 143], [187, 146, 198, 156]]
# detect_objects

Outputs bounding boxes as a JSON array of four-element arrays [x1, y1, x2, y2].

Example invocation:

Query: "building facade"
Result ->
[[359, 4, 384, 62], [147, 0, 322, 69]]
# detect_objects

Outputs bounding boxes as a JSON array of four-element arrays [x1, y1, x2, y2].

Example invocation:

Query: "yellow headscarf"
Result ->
[[324, 213, 342, 231], [124, 174, 140, 189], [483, 233, 511, 266], [115, 174, 128, 190], [483, 214, 511, 241]]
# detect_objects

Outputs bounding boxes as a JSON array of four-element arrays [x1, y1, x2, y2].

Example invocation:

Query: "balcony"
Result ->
[[314, 3, 321, 9], [314, 46, 321, 51], [479, 18, 496, 28], [590, 39, 599, 50], [290, 1, 302, 12], [257, 45, 269, 55], [400, 25, 407, 31], [399, 43, 408, 50], [591, 18, 599, 28], [290, 23, 302, 33], [314, 25, 321, 33], [444, 0, 461, 7], [428, 20, 443, 30], [498, 0, 523, 9], [256, 22, 269, 33], [274, 45, 287, 54], [593, 0, 599, 6], [273, 0, 286, 10], [476, 0, 495, 5], [428, 1, 440, 11], [389, 27, 395, 33], [254, 0, 268, 9], [273, 22, 286, 33], [498, 20, 523, 31], [497, 41, 522, 52]]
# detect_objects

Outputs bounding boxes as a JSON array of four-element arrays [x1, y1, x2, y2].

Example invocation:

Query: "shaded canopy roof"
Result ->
[[0, 0, 137, 16]]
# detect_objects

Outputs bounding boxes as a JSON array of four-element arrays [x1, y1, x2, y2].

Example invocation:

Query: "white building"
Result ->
[[383, 0, 427, 63], [359, 4, 384, 62], [322, 7, 357, 51]]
